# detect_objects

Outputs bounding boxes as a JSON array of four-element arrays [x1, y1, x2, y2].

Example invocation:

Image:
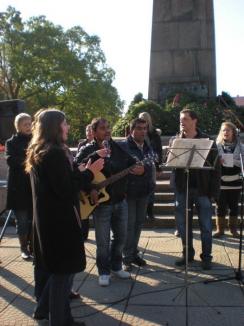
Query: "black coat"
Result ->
[[147, 128, 163, 170], [171, 129, 221, 200], [5, 133, 32, 210], [30, 146, 93, 273]]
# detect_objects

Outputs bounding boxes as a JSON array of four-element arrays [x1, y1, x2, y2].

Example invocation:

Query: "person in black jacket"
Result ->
[[138, 112, 162, 221], [121, 118, 154, 271], [5, 113, 33, 260], [170, 108, 221, 270], [25, 109, 103, 326], [76, 117, 141, 287]]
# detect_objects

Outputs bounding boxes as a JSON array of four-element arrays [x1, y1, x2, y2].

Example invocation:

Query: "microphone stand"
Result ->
[[205, 133, 244, 285]]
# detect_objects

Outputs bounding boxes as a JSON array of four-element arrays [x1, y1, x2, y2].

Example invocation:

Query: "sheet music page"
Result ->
[[222, 153, 233, 167], [166, 138, 214, 168]]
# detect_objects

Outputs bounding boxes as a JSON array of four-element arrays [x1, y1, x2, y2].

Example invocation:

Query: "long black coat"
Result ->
[[30, 146, 93, 274], [5, 133, 32, 210]]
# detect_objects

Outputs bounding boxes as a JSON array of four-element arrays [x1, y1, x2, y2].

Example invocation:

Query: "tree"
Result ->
[[113, 96, 164, 136], [0, 7, 123, 143]]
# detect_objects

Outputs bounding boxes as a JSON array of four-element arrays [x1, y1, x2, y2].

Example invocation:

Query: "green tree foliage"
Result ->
[[0, 7, 123, 144], [113, 93, 163, 136], [113, 91, 243, 137]]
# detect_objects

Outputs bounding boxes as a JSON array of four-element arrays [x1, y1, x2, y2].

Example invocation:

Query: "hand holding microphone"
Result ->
[[102, 140, 111, 158]]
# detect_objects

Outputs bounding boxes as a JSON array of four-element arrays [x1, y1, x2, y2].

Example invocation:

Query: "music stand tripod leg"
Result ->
[[0, 210, 13, 242]]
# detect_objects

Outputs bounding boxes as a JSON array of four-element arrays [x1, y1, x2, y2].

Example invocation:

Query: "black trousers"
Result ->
[[216, 189, 241, 217]]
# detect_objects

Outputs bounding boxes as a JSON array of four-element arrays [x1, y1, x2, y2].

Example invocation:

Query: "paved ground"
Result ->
[[1, 226, 244, 326]]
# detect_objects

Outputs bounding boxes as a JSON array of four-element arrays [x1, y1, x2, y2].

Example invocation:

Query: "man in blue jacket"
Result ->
[[121, 118, 154, 271]]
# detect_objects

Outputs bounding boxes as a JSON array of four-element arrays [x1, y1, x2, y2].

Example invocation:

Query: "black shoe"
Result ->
[[33, 311, 49, 320], [147, 215, 156, 222], [175, 257, 194, 267], [133, 256, 147, 267], [201, 260, 212, 270], [71, 322, 86, 326], [69, 291, 82, 300], [124, 263, 133, 272]]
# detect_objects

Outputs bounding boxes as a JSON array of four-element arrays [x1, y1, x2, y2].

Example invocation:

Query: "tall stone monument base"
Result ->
[[148, 0, 216, 103]]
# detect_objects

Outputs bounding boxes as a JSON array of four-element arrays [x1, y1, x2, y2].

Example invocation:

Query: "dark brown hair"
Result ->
[[25, 109, 66, 172], [91, 117, 108, 132], [180, 108, 198, 121], [130, 118, 147, 131]]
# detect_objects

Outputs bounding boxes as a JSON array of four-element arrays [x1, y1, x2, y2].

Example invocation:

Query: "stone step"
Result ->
[[155, 180, 172, 192], [154, 192, 174, 202], [157, 171, 172, 180]]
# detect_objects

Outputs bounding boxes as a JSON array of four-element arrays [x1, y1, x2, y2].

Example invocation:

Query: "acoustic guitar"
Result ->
[[79, 158, 150, 220]]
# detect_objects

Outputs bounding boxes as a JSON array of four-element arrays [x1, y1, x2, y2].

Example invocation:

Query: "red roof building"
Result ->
[[233, 96, 244, 107]]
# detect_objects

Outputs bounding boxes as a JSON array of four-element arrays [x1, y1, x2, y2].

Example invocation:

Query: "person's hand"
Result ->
[[220, 158, 225, 165], [90, 189, 99, 205], [130, 164, 144, 175], [86, 158, 104, 174], [96, 148, 111, 158], [78, 163, 86, 172]]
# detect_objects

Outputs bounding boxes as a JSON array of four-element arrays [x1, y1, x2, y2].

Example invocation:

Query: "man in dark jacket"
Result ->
[[121, 118, 154, 271], [5, 113, 33, 260], [170, 108, 221, 270], [76, 118, 142, 287]]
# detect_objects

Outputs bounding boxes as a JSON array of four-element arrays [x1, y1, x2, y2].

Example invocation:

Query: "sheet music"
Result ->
[[166, 138, 214, 168], [222, 153, 233, 167]]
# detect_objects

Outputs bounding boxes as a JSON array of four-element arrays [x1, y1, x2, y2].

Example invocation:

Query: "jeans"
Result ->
[[93, 199, 128, 275], [175, 189, 213, 261], [34, 272, 73, 326], [123, 196, 148, 263]]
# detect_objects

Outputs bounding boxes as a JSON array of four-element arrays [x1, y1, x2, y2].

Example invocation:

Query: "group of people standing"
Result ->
[[4, 106, 243, 326]]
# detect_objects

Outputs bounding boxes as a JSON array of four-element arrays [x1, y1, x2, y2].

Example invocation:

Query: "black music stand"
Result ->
[[163, 138, 217, 326]]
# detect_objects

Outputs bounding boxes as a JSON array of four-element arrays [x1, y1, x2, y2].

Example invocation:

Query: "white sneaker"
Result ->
[[98, 275, 110, 286], [111, 269, 131, 279], [21, 251, 29, 260]]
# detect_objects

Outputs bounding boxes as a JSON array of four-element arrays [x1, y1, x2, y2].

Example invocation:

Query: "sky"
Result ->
[[0, 0, 244, 111]]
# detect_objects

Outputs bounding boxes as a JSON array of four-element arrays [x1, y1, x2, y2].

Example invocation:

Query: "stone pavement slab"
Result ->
[[1, 227, 244, 326]]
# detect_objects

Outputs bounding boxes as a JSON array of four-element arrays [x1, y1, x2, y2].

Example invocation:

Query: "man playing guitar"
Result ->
[[76, 117, 143, 286]]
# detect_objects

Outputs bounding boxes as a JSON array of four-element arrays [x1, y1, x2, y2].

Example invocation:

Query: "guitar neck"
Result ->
[[96, 163, 136, 190]]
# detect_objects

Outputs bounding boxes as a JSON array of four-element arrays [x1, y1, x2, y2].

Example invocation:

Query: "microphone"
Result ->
[[102, 140, 111, 158]]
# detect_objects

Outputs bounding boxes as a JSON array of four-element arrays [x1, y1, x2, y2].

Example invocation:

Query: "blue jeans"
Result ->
[[34, 272, 73, 326], [175, 189, 213, 261], [123, 196, 148, 263], [93, 199, 128, 275]]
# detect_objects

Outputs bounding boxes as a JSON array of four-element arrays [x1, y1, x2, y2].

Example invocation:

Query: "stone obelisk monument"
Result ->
[[148, 0, 216, 103]]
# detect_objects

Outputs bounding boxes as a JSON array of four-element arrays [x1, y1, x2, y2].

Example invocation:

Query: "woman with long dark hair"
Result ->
[[25, 109, 103, 326]]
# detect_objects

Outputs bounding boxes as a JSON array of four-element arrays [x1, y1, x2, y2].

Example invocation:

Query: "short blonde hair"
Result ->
[[14, 113, 31, 132]]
